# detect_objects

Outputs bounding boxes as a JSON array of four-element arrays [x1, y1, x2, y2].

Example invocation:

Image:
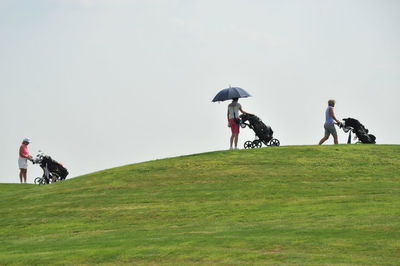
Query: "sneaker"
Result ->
[[229, 147, 233, 150], [234, 147, 239, 150]]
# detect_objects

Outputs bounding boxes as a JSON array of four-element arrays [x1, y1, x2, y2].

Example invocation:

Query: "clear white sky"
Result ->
[[1, 0, 399, 183]]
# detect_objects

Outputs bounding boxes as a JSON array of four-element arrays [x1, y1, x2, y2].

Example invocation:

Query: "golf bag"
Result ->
[[33, 152, 68, 184], [340, 118, 376, 144], [240, 113, 280, 148]]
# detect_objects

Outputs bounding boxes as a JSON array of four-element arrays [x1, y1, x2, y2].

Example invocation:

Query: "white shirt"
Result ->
[[228, 102, 241, 119]]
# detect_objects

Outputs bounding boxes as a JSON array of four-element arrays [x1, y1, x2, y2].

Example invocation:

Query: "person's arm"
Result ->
[[239, 107, 253, 116], [227, 109, 230, 127], [329, 107, 340, 124]]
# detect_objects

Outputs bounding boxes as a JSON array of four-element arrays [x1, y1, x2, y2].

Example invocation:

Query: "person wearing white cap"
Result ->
[[18, 138, 33, 183]]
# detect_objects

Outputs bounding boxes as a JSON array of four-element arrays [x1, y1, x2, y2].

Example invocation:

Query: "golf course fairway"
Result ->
[[1, 145, 399, 265]]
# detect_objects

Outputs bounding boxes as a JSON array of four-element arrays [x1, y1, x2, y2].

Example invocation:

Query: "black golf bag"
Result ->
[[240, 113, 280, 148], [340, 118, 376, 144], [33, 153, 69, 184]]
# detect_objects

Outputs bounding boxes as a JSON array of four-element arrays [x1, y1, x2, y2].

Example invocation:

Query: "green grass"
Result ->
[[1, 145, 399, 265]]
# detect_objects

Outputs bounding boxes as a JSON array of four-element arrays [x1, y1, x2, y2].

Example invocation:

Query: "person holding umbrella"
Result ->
[[212, 86, 253, 150], [227, 98, 252, 149]]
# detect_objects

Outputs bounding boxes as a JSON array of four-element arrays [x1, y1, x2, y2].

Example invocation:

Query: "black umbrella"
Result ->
[[212, 86, 252, 102]]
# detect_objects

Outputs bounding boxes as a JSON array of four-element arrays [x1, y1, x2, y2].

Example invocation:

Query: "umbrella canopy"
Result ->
[[212, 87, 252, 102]]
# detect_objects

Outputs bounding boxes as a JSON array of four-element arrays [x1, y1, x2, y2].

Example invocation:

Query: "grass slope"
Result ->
[[0, 145, 399, 265]]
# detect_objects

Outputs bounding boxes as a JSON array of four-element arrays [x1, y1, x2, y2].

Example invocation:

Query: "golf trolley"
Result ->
[[339, 118, 376, 144], [240, 113, 280, 149], [32, 151, 69, 185]]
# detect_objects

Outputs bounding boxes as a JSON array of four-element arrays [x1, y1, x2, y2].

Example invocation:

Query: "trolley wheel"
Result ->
[[244, 141, 253, 149], [252, 140, 262, 148], [34, 177, 44, 185], [269, 138, 280, 146]]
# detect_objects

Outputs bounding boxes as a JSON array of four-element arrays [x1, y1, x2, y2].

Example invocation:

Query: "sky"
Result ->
[[1, 0, 399, 183]]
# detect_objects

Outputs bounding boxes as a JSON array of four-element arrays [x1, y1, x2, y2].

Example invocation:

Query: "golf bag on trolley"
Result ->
[[240, 113, 280, 148], [32, 151, 69, 185], [339, 118, 376, 144]]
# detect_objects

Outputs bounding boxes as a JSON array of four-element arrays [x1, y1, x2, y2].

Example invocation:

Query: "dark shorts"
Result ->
[[324, 123, 337, 136]]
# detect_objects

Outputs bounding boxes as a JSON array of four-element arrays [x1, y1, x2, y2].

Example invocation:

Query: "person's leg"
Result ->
[[23, 169, 27, 183], [19, 169, 23, 183], [234, 133, 239, 148], [21, 169, 27, 183], [319, 124, 331, 145], [229, 119, 235, 149], [332, 125, 338, 144], [319, 135, 329, 145], [333, 134, 338, 144], [233, 122, 240, 149], [230, 119, 240, 149]]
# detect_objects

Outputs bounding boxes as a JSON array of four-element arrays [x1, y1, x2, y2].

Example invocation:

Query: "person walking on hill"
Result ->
[[18, 138, 33, 183], [227, 98, 252, 150], [319, 99, 341, 145]]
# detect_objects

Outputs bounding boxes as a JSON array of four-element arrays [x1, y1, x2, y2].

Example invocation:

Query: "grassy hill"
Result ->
[[1, 145, 399, 265]]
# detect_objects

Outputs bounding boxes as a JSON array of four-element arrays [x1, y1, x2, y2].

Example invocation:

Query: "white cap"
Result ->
[[23, 138, 31, 143]]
